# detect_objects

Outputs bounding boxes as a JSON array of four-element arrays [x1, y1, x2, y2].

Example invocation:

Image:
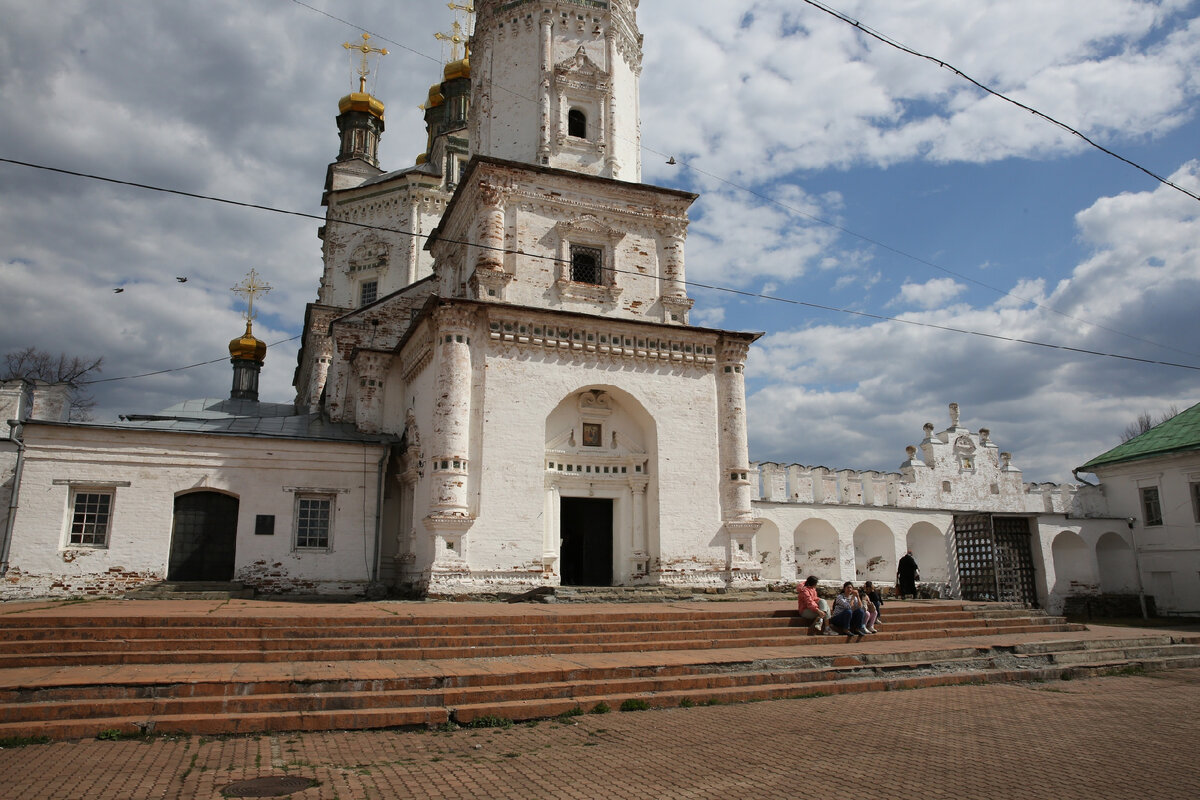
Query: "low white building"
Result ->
[[1074, 402, 1200, 615]]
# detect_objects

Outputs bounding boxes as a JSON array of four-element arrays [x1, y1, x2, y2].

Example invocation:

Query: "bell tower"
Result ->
[[469, 0, 643, 181]]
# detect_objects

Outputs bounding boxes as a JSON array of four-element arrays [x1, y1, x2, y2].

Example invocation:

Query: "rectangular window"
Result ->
[[295, 496, 333, 549], [570, 245, 603, 285], [1140, 486, 1164, 527], [360, 280, 378, 306], [69, 490, 113, 547], [1191, 482, 1200, 523]]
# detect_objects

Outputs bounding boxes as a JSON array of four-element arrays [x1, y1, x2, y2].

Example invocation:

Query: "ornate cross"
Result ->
[[435, 20, 468, 62], [343, 32, 389, 93], [231, 269, 272, 322]]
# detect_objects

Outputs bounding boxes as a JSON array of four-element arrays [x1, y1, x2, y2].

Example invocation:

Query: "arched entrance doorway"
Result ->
[[168, 491, 239, 582], [546, 387, 656, 586]]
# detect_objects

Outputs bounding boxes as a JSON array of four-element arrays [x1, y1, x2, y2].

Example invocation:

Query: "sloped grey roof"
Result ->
[[103, 398, 396, 443]]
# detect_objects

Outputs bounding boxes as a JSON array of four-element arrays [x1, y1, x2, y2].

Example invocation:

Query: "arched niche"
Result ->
[[853, 520, 895, 581], [757, 519, 783, 581], [794, 518, 840, 581], [1051, 530, 1096, 596], [906, 521, 949, 583], [1096, 531, 1138, 593]]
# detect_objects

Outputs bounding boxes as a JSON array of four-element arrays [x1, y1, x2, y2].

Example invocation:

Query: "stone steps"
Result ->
[[0, 601, 1171, 741]]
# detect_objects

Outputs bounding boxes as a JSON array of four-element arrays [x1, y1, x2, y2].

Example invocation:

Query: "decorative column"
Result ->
[[538, 11, 553, 165], [660, 221, 694, 323], [603, 26, 618, 176], [425, 304, 476, 572], [470, 182, 513, 300], [717, 338, 762, 585], [630, 477, 649, 580], [352, 352, 387, 434]]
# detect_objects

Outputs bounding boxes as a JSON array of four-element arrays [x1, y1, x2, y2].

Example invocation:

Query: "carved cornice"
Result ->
[[486, 310, 718, 371]]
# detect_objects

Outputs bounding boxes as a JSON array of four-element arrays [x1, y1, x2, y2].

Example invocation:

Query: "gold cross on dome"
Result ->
[[434, 20, 468, 62], [231, 269, 272, 322], [343, 32, 389, 93]]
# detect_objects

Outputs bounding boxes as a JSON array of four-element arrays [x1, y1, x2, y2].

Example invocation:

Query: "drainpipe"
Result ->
[[1127, 516, 1149, 620], [1, 420, 27, 576], [1071, 468, 1098, 487]]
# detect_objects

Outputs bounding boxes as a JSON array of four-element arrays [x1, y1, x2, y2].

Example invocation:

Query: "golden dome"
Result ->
[[425, 83, 444, 108], [443, 55, 470, 81], [229, 321, 267, 364], [415, 153, 428, 165], [338, 91, 385, 119]]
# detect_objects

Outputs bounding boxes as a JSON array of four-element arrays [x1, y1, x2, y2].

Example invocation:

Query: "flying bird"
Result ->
[[176, 277, 188, 283], [113, 288, 124, 293]]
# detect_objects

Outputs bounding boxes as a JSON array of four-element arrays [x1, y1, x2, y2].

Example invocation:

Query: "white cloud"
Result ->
[[893, 277, 967, 309], [748, 161, 1200, 481]]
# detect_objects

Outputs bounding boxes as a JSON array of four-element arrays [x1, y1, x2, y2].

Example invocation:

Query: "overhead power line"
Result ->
[[78, 335, 301, 386], [798, 0, 1200, 205], [284, 0, 1200, 361], [3, 156, 1199, 377]]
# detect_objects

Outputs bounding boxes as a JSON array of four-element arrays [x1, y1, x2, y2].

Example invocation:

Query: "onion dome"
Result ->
[[416, 153, 429, 165], [229, 320, 267, 364], [443, 54, 470, 82], [426, 83, 445, 108], [338, 91, 386, 120]]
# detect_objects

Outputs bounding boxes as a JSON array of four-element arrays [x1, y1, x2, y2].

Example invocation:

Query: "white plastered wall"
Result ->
[[1, 424, 385, 599]]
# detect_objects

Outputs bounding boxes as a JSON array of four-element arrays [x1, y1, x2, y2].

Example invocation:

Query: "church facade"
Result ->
[[0, 1, 1151, 614]]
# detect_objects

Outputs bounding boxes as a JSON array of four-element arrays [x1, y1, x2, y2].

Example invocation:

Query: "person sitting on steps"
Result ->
[[796, 575, 832, 635], [829, 581, 869, 636]]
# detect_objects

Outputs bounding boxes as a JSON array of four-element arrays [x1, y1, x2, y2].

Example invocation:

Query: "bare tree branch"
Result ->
[[2, 347, 104, 421]]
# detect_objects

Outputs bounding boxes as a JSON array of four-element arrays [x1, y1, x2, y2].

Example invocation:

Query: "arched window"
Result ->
[[568, 108, 587, 138]]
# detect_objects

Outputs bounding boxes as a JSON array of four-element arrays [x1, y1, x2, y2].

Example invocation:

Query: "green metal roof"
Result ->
[[1078, 400, 1200, 472]]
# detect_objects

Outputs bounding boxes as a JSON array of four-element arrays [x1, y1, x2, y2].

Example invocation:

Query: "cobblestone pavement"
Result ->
[[2, 667, 1197, 800]]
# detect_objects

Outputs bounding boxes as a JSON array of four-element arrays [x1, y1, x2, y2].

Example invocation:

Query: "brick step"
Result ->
[[0, 640, 1169, 727], [1, 635, 1193, 740], [0, 705, 450, 741], [0, 614, 1054, 652], [0, 622, 1080, 669], [0, 604, 981, 634], [448, 652, 1200, 725]]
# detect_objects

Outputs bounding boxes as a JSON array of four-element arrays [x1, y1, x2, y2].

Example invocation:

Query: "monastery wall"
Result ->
[[1, 424, 386, 599]]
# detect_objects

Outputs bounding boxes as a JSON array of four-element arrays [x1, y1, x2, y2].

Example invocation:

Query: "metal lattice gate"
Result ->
[[953, 514, 1039, 606]]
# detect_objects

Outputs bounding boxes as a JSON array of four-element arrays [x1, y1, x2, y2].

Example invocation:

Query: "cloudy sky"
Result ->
[[2, 0, 1198, 483]]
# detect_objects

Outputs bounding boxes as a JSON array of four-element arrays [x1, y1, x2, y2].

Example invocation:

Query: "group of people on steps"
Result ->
[[796, 550, 921, 636]]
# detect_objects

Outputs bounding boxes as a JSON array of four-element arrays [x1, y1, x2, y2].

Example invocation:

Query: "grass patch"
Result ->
[[678, 698, 695, 708], [96, 728, 152, 741], [466, 715, 513, 730], [619, 699, 650, 712], [787, 691, 829, 700], [703, 698, 723, 706], [0, 735, 51, 748], [523, 720, 539, 728], [1101, 664, 1147, 677], [589, 702, 610, 714], [555, 707, 584, 724]]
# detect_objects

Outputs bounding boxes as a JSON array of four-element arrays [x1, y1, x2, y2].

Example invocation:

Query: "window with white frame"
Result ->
[[1140, 486, 1164, 527], [295, 495, 333, 549], [360, 279, 378, 306], [68, 489, 113, 547]]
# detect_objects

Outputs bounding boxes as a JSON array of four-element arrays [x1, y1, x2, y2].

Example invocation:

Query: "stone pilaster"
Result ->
[[425, 304, 476, 560], [352, 352, 387, 434], [717, 339, 754, 521]]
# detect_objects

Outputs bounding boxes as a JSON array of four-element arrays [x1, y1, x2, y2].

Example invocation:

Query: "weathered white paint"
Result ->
[[1, 424, 385, 599]]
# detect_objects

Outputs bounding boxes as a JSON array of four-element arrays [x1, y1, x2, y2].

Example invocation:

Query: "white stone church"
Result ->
[[3, 1, 1188, 616]]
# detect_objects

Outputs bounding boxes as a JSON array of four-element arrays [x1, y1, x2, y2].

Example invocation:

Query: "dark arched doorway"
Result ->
[[168, 492, 239, 581]]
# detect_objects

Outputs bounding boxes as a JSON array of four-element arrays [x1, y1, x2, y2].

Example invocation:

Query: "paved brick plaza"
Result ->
[[1, 666, 1196, 799]]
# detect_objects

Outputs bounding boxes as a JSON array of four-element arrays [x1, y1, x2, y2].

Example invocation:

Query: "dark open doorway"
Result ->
[[168, 492, 239, 582], [560, 497, 613, 586]]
